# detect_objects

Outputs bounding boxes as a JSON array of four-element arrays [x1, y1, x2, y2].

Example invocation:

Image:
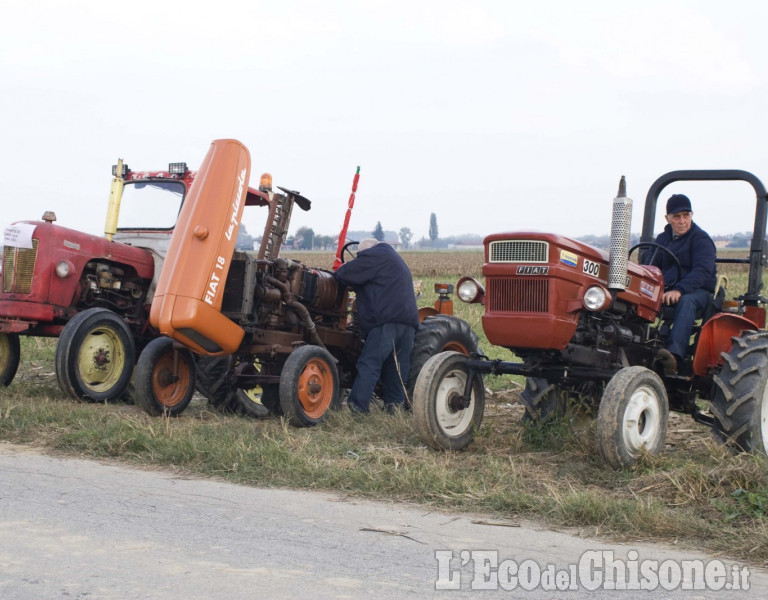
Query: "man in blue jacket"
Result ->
[[648, 194, 717, 374], [335, 239, 420, 413]]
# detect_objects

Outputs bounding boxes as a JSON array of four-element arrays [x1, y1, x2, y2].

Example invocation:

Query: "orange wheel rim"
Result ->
[[297, 358, 333, 419], [442, 341, 469, 354], [152, 353, 191, 407]]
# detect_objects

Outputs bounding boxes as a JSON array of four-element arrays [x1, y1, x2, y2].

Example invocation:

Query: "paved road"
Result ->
[[0, 442, 764, 599]]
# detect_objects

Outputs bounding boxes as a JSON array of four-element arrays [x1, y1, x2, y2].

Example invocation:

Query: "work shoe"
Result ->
[[385, 402, 405, 415], [656, 349, 678, 376]]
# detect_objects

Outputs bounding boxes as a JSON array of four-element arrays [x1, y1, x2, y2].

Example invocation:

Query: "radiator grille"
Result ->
[[2, 240, 39, 293], [488, 277, 549, 313], [489, 240, 548, 263]]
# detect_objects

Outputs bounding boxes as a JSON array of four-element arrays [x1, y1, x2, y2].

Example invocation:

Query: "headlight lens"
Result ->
[[457, 279, 479, 303], [55, 261, 71, 278], [583, 285, 608, 311]]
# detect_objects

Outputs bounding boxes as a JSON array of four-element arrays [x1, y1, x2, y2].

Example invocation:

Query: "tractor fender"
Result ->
[[693, 312, 760, 376]]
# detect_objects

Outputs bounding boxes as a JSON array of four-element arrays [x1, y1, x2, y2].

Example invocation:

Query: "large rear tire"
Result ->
[[55, 308, 135, 402], [0, 332, 20, 387], [134, 338, 196, 417], [194, 355, 235, 411], [710, 331, 768, 453], [519, 377, 566, 423], [407, 315, 480, 407], [195, 355, 273, 417], [413, 351, 485, 451], [596, 366, 669, 469], [280, 345, 339, 427]]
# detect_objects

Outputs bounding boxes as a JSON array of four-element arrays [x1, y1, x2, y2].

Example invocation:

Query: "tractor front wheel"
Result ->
[[134, 338, 196, 417], [596, 366, 669, 469], [710, 331, 768, 454], [280, 345, 339, 427], [0, 332, 20, 387], [413, 351, 485, 451], [407, 315, 480, 408], [55, 308, 135, 402]]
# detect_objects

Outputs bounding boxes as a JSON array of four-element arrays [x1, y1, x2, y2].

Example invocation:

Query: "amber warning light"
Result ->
[[259, 173, 273, 192]]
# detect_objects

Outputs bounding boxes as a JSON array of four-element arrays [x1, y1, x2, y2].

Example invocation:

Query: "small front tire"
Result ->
[[596, 366, 669, 469], [280, 345, 339, 427], [413, 351, 485, 451], [134, 337, 196, 417], [55, 308, 135, 402]]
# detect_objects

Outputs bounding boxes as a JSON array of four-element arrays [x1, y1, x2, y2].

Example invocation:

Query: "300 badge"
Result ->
[[582, 259, 601, 277]]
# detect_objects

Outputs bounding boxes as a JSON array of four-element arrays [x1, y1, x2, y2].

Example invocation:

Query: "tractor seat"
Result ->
[[658, 286, 726, 330]]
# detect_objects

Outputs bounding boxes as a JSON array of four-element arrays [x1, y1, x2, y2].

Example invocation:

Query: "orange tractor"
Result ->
[[133, 139, 478, 423]]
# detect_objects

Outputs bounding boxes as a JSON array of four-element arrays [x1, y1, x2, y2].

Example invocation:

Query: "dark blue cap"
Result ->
[[666, 194, 692, 215]]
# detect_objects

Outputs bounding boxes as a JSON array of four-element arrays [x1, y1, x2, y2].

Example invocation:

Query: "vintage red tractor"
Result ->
[[132, 138, 478, 422], [0, 158, 269, 401], [413, 170, 768, 468]]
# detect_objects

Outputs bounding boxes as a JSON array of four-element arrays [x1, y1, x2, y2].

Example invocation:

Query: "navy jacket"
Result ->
[[649, 221, 717, 294], [334, 243, 419, 336]]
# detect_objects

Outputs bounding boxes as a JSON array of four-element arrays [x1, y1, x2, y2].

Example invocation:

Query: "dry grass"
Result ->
[[1, 250, 767, 567]]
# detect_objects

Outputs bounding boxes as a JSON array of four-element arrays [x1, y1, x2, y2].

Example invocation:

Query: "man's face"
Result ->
[[665, 211, 692, 237]]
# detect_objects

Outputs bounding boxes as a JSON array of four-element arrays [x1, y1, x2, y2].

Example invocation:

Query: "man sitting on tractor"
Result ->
[[646, 193, 717, 374]]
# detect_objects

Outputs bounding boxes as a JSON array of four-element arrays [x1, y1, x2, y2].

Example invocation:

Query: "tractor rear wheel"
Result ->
[[596, 366, 669, 469], [195, 356, 276, 417], [55, 308, 135, 402], [134, 337, 196, 417], [519, 378, 566, 423], [710, 331, 768, 454], [194, 355, 236, 412], [413, 351, 485, 451], [407, 315, 480, 408], [0, 332, 20, 387], [280, 345, 339, 427]]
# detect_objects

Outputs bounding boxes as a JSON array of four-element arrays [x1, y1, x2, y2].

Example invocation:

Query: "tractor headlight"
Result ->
[[583, 285, 609, 311], [457, 277, 485, 304], [55, 260, 73, 278]]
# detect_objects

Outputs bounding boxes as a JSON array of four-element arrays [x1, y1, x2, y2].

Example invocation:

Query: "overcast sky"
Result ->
[[3, 0, 768, 245]]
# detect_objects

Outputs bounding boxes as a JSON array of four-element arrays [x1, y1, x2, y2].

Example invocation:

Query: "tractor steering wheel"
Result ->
[[628, 242, 682, 289], [340, 241, 359, 264]]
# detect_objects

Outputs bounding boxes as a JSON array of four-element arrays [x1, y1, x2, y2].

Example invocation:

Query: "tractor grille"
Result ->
[[487, 277, 549, 313], [2, 240, 38, 293], [489, 240, 548, 263]]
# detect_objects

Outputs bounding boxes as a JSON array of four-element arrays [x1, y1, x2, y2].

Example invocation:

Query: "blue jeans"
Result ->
[[667, 288, 712, 358], [347, 323, 415, 412]]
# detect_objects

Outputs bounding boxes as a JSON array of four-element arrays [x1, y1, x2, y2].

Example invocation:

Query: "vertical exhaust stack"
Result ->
[[607, 176, 633, 293]]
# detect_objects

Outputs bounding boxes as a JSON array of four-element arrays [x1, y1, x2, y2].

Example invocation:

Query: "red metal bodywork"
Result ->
[[1, 156, 269, 340], [480, 232, 664, 350], [693, 312, 761, 376], [1, 221, 155, 335]]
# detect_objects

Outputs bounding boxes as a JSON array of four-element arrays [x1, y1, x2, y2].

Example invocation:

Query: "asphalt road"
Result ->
[[0, 442, 764, 599]]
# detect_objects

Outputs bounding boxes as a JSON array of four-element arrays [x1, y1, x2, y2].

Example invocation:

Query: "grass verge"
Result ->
[[2, 342, 767, 567]]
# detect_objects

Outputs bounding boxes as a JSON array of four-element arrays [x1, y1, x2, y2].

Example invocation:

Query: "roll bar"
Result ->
[[640, 170, 768, 304]]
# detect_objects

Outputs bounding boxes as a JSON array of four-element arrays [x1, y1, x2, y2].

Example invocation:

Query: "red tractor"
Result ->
[[413, 170, 768, 468], [132, 139, 478, 422], [0, 159, 268, 401]]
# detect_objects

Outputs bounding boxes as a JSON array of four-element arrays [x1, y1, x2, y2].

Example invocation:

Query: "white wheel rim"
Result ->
[[622, 384, 662, 455], [434, 368, 474, 437], [760, 382, 768, 453]]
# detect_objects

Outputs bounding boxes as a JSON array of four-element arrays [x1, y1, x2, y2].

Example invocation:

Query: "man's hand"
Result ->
[[663, 290, 682, 305]]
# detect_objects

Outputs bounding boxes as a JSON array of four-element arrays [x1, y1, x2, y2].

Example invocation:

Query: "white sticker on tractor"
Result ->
[[3, 223, 36, 249]]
